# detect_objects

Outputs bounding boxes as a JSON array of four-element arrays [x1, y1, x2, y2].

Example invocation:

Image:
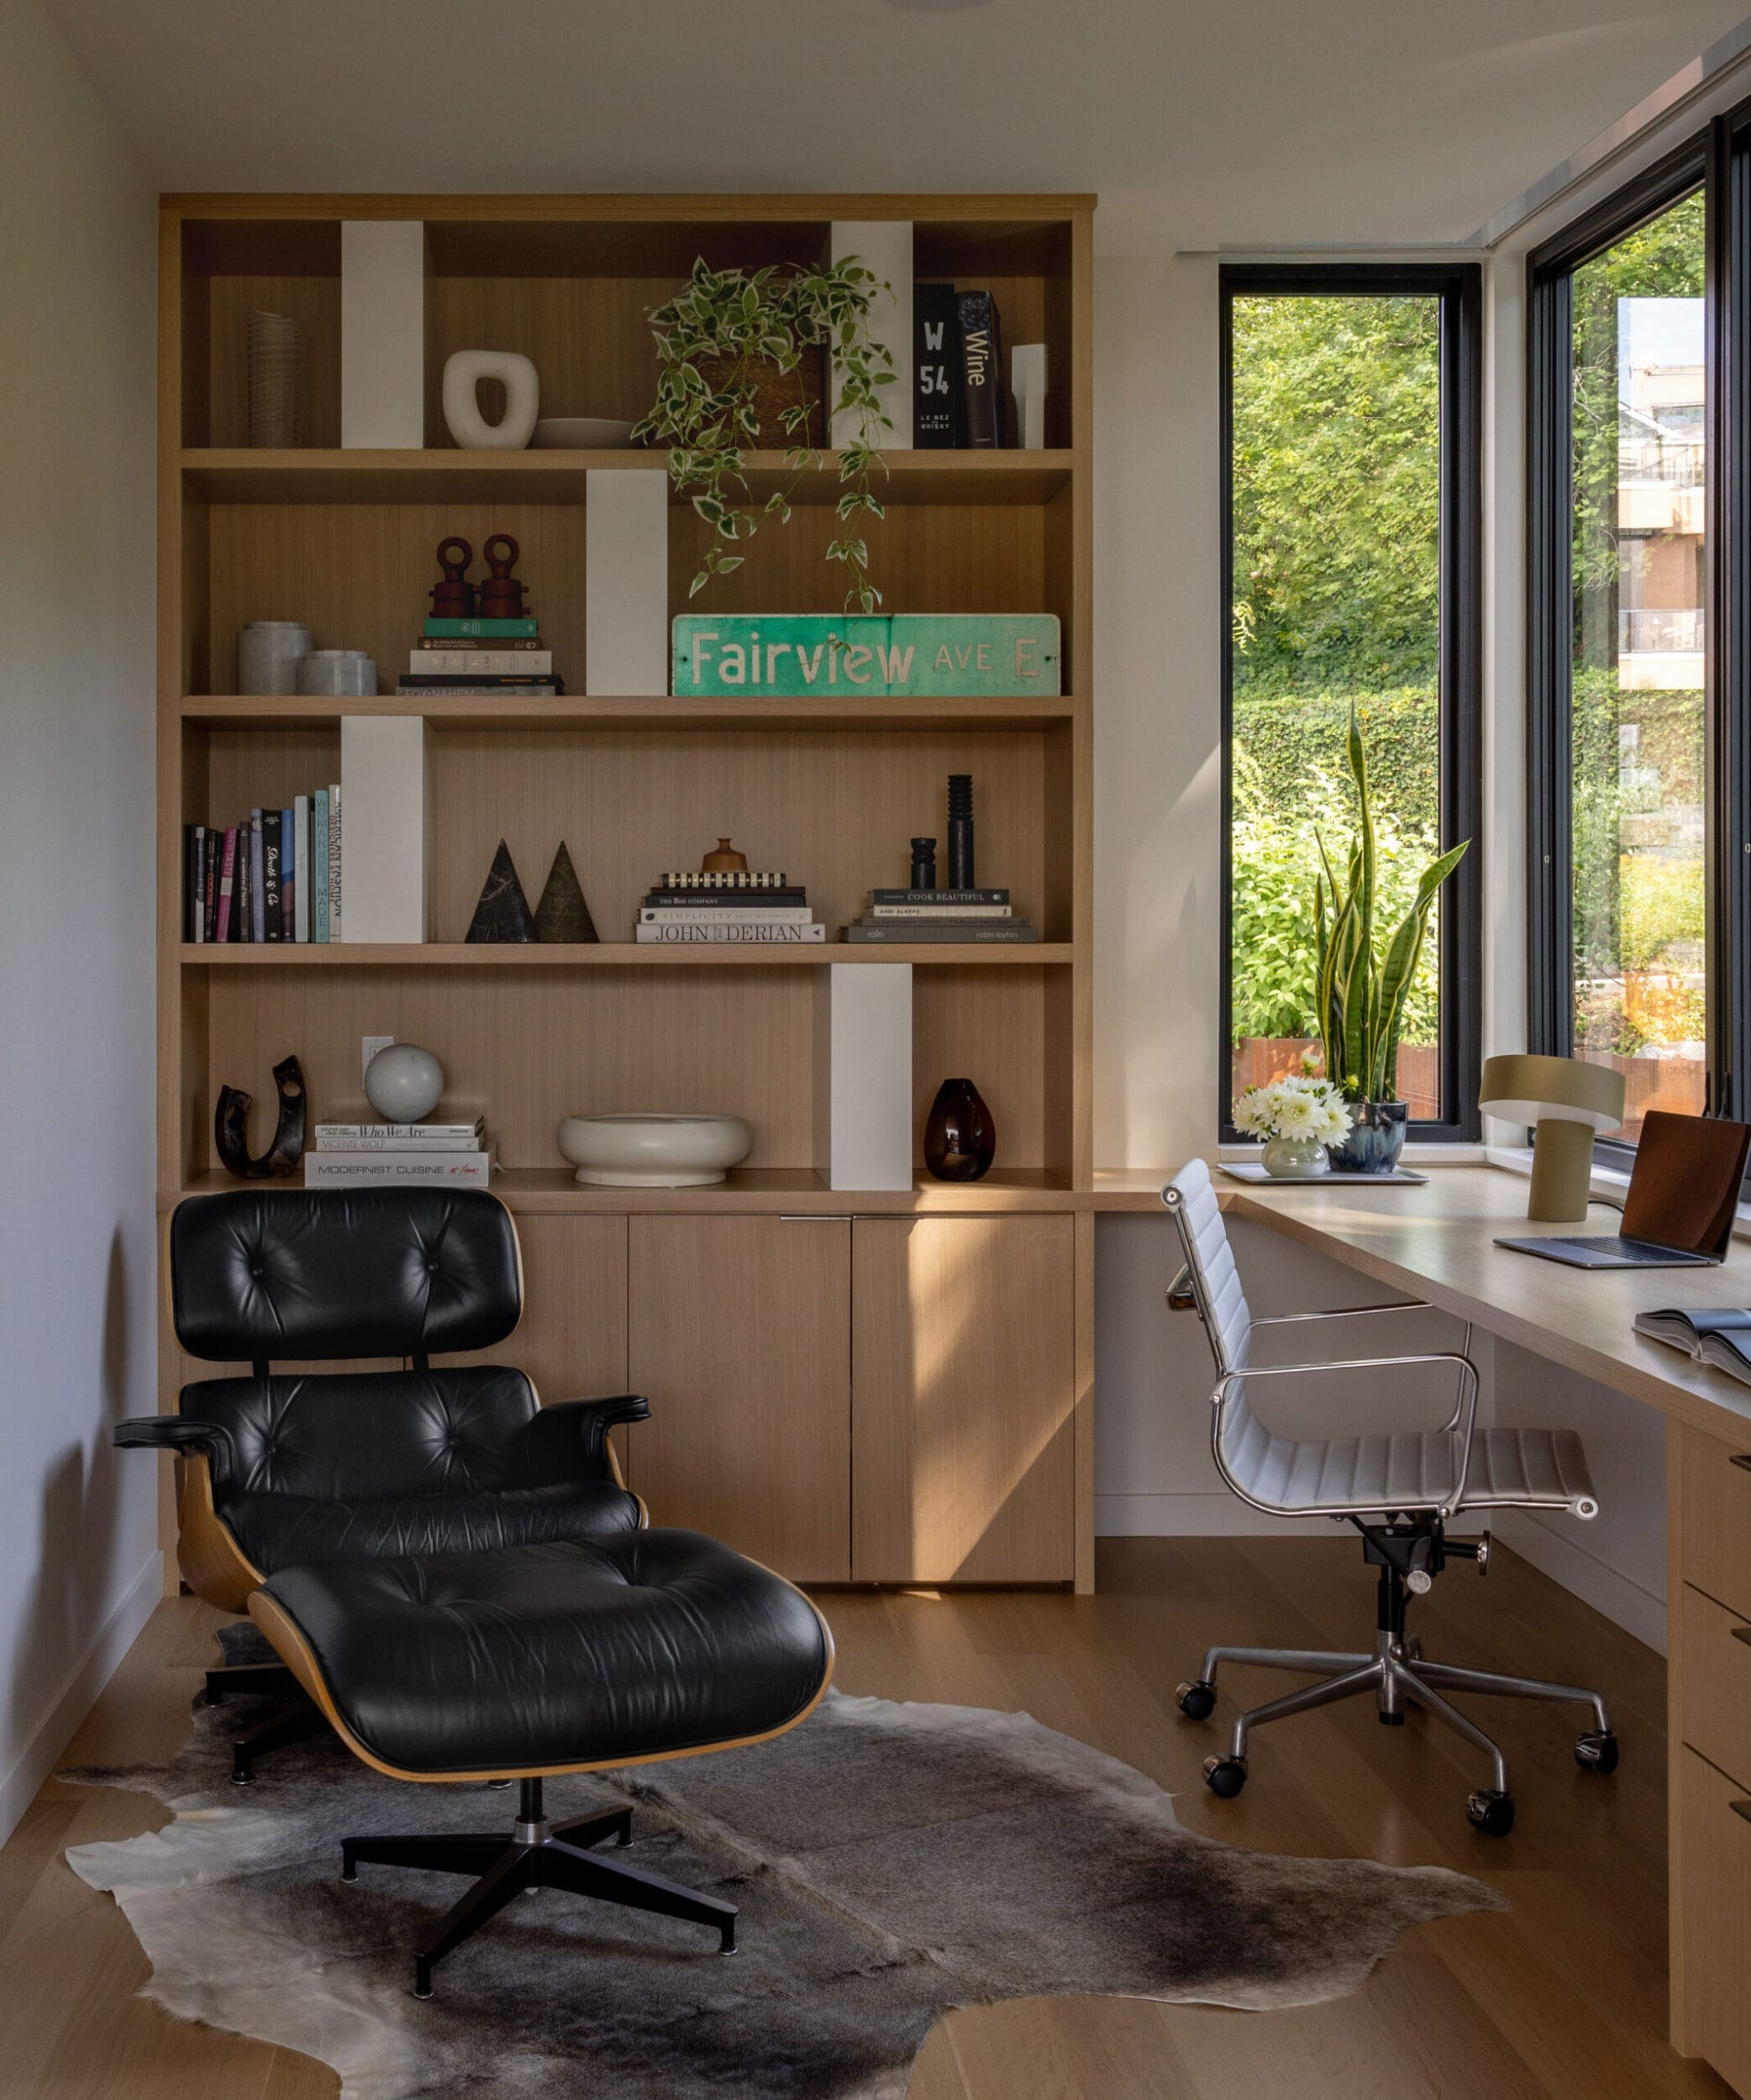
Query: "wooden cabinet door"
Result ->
[[852, 1215, 1075, 1583], [627, 1215, 851, 1581]]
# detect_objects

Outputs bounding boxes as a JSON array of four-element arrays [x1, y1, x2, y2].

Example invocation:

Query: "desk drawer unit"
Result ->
[[1676, 1422, 1751, 1622], [1679, 1583, 1751, 1790], [1677, 1748, 1751, 2097]]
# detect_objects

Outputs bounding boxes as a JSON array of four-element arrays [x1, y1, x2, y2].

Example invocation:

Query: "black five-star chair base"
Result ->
[[341, 1777, 739, 1998]]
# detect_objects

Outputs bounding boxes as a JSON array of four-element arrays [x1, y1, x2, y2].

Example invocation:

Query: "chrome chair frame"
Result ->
[[1162, 1163, 1617, 1835]]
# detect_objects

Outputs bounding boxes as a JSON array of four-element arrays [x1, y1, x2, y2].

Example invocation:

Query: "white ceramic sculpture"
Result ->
[[556, 1112, 754, 1187], [1012, 343, 1049, 450], [364, 1042, 445, 1124], [442, 349, 540, 450]]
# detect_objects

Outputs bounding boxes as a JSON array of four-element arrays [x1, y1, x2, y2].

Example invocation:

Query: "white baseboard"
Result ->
[[1490, 1510, 1667, 1655], [1096, 1493, 1336, 1538], [0, 1549, 163, 1845]]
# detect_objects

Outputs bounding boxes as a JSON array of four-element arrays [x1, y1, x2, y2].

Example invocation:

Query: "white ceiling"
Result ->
[[41, 0, 1751, 251]]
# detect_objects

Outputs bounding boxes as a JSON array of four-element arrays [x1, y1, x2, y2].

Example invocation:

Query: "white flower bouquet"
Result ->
[[1233, 1074, 1353, 1147]]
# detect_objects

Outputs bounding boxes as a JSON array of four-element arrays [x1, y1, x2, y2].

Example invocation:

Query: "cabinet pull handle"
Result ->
[[1731, 1455, 1751, 1474], [1733, 1627, 1751, 1648], [780, 1215, 851, 1222], [1733, 1800, 1751, 1825]]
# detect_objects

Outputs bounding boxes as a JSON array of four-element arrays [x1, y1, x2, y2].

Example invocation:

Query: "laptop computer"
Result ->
[[1496, 1109, 1751, 1269]]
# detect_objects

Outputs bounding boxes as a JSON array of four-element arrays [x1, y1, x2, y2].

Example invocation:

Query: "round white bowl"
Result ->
[[556, 1111, 753, 1187], [531, 417, 637, 449]]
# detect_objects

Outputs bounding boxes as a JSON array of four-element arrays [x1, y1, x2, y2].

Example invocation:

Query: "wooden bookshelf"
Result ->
[[159, 192, 1096, 1590]]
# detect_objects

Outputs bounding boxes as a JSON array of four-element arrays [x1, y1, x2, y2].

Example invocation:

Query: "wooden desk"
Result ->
[[1217, 1165, 1751, 2095]]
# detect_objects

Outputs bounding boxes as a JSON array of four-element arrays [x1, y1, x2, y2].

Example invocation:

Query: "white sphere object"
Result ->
[[365, 1043, 445, 1124]]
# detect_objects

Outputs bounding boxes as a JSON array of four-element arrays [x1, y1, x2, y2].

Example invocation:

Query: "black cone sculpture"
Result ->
[[465, 839, 537, 943], [534, 841, 598, 943], [924, 1078, 996, 1181]]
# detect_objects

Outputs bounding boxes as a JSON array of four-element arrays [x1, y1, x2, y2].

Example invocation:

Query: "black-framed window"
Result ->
[[1220, 265, 1482, 1142], [1528, 123, 1751, 1155]]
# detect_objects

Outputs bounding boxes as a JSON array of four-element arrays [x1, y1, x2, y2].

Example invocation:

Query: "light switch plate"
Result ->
[[361, 1034, 395, 1086]]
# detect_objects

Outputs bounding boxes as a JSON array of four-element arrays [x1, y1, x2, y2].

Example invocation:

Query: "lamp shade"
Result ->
[[1478, 1053, 1625, 1132]]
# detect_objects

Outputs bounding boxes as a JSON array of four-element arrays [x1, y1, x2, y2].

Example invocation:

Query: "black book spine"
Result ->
[[203, 832, 218, 942], [185, 826, 200, 942], [644, 890, 809, 909], [958, 291, 1005, 449], [261, 811, 283, 942], [914, 283, 963, 449]]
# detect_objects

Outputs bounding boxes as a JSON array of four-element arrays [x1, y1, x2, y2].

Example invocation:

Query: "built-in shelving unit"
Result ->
[[160, 191, 1097, 1589]]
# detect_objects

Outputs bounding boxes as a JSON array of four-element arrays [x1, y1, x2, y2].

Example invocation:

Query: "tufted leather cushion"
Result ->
[[171, 1189, 521, 1362], [227, 1479, 641, 1571], [261, 1534, 833, 1775], [183, 1365, 641, 1569]]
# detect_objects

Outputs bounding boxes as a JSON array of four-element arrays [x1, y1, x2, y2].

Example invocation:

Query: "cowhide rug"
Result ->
[[63, 1667, 1501, 2099]]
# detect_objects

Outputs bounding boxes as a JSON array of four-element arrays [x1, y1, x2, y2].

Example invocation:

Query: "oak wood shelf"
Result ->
[[161, 1166, 1140, 1215], [177, 942, 1075, 968], [181, 447, 1075, 507], [181, 692, 1078, 730]]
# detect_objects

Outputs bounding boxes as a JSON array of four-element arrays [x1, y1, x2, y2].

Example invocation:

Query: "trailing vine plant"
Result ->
[[632, 256, 897, 610]]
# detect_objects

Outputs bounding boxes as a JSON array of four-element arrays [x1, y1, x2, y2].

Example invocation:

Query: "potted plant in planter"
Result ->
[[1314, 710, 1469, 1171], [633, 255, 897, 611]]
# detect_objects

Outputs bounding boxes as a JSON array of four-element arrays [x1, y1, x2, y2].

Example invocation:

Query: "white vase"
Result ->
[[1261, 1133, 1331, 1179], [442, 349, 540, 450]]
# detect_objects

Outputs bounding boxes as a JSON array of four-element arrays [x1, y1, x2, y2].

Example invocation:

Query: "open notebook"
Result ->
[[1633, 1307, 1751, 1389]]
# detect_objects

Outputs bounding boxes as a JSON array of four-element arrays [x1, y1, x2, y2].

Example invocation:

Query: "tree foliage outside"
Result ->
[[1228, 292, 1444, 1055]]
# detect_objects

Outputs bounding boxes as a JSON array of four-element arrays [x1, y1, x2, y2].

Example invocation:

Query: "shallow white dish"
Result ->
[[531, 417, 638, 449], [557, 1111, 754, 1187]]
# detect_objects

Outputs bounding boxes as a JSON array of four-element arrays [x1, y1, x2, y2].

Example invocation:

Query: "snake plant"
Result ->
[[1313, 709, 1469, 1103]]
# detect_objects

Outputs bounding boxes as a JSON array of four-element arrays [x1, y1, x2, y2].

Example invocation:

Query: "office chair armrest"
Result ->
[[113, 1415, 238, 1483], [539, 1394, 653, 1473], [1215, 1348, 1481, 1512], [1249, 1300, 1433, 1328]]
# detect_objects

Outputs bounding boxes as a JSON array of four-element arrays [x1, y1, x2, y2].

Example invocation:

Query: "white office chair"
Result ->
[[1163, 1158, 1616, 1836]]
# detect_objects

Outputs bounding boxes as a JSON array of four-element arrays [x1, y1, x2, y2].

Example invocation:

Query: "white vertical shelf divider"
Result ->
[[585, 470, 669, 696], [340, 222, 428, 449], [816, 963, 914, 1190], [828, 221, 912, 449], [339, 717, 429, 942]]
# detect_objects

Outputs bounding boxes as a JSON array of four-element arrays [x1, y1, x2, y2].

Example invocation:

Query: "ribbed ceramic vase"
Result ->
[[1328, 1100, 1408, 1173], [924, 1078, 996, 1182]]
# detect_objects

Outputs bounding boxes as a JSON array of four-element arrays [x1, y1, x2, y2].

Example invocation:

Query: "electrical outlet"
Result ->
[[362, 1035, 395, 1086]]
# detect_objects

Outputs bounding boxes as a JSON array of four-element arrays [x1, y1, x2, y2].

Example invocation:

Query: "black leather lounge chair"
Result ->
[[116, 1188, 651, 1779]]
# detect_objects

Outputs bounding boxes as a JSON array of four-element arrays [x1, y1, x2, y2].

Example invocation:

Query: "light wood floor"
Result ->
[[2, 1538, 1733, 2100]]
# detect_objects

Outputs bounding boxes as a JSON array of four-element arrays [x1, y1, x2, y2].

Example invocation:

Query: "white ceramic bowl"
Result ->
[[531, 417, 638, 449], [556, 1111, 754, 1187]]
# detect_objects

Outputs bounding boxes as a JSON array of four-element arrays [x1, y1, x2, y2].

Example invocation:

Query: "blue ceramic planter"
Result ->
[[1328, 1099, 1408, 1174]]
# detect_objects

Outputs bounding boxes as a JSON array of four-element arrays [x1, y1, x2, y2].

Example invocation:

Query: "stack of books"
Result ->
[[303, 1117, 493, 1189], [397, 616, 563, 700], [636, 870, 826, 944], [844, 887, 1037, 943], [185, 788, 341, 943]]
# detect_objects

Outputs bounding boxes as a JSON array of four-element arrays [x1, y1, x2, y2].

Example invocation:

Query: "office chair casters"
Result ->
[[341, 1778, 738, 1998], [1181, 1523, 1617, 1835]]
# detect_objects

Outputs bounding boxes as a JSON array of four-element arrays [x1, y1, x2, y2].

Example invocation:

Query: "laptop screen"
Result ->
[[1619, 1110, 1751, 1255]]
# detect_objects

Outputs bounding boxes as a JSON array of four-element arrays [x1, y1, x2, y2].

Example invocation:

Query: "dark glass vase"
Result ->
[[924, 1078, 996, 1181], [1328, 1099, 1408, 1174]]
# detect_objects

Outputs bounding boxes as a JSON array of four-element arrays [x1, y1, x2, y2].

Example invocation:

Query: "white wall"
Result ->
[[0, 0, 158, 1840]]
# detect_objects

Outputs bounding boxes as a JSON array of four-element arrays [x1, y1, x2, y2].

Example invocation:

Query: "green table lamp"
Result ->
[[1479, 1053, 1627, 1222]]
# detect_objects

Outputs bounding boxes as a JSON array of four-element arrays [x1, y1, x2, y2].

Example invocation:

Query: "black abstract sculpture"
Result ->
[[534, 842, 598, 942], [466, 839, 538, 943], [946, 774, 975, 890], [215, 1053, 307, 1179]]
